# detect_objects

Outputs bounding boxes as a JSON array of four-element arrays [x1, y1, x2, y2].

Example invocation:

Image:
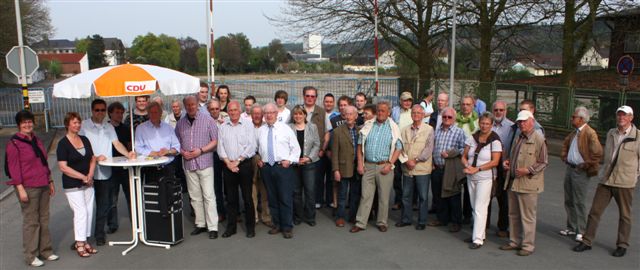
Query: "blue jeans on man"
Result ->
[[336, 172, 361, 222], [262, 164, 296, 232], [401, 174, 430, 225]]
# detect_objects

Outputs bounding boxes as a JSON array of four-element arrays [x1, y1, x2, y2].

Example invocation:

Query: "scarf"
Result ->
[[11, 134, 48, 167], [456, 111, 478, 132], [470, 131, 501, 167]]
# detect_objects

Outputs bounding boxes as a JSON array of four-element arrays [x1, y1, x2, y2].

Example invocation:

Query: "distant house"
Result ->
[[378, 50, 396, 69], [31, 39, 76, 54], [512, 54, 563, 76], [103, 38, 125, 66], [38, 53, 89, 76], [597, 8, 640, 71], [580, 46, 609, 69]]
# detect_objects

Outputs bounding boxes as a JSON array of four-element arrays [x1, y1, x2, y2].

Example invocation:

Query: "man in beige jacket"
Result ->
[[500, 110, 548, 256], [574, 105, 640, 257]]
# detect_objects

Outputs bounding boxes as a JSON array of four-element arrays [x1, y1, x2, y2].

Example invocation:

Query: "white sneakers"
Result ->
[[559, 229, 576, 236], [575, 234, 583, 242], [30, 254, 59, 267], [30, 257, 44, 267]]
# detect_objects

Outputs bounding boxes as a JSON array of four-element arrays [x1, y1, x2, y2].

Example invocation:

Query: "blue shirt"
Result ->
[[475, 99, 487, 115], [433, 124, 466, 166], [135, 120, 181, 163], [359, 119, 402, 162], [492, 117, 514, 157]]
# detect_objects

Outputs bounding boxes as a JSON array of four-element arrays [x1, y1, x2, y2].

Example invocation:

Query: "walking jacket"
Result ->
[[600, 125, 640, 188], [560, 124, 603, 177], [359, 118, 407, 167]]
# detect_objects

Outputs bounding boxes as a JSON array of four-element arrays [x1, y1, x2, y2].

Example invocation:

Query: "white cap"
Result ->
[[516, 110, 534, 121], [616, 105, 633, 115]]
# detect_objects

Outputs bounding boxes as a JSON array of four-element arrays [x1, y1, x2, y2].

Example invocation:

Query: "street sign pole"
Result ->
[[14, 0, 29, 110]]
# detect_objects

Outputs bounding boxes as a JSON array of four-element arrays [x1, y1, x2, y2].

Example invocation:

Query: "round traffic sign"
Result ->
[[617, 55, 634, 76]]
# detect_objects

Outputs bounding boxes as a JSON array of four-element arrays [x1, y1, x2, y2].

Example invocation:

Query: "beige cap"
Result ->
[[616, 105, 634, 115], [516, 110, 534, 121], [400, 92, 413, 101]]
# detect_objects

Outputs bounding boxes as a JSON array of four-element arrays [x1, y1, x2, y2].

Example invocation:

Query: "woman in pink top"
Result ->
[[5, 110, 59, 267]]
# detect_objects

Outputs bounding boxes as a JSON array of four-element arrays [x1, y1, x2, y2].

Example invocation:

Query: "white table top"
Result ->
[[98, 156, 169, 167]]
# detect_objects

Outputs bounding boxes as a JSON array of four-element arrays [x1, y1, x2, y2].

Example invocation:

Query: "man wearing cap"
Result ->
[[500, 110, 548, 256], [559, 106, 602, 242], [574, 105, 639, 257], [390, 91, 414, 210]]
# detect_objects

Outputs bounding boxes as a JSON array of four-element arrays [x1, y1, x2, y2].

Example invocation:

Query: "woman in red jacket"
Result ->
[[5, 110, 59, 267]]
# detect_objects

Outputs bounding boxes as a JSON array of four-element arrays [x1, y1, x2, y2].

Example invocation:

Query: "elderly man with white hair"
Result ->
[[574, 105, 640, 257], [500, 110, 548, 256], [490, 100, 514, 237], [559, 106, 603, 242]]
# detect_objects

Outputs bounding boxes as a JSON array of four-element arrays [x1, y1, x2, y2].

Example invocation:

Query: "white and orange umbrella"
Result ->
[[53, 63, 199, 98], [53, 63, 200, 150]]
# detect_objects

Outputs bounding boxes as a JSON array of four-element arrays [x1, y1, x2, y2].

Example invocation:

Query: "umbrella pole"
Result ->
[[130, 96, 135, 153]]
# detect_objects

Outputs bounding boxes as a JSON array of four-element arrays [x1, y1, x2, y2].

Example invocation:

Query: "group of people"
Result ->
[[5, 83, 638, 267]]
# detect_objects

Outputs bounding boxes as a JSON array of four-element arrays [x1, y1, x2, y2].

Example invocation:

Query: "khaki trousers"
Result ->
[[355, 163, 394, 229], [17, 186, 54, 265], [252, 156, 271, 223], [582, 184, 634, 248], [185, 167, 218, 231], [508, 191, 539, 252]]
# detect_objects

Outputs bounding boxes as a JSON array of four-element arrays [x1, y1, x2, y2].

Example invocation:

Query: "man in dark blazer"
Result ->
[[331, 105, 361, 227]]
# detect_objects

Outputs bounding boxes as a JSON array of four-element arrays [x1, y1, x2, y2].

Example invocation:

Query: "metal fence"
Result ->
[[0, 78, 634, 135]]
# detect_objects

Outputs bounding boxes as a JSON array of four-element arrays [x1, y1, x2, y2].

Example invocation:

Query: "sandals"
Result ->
[[71, 242, 91, 258], [70, 241, 98, 257]]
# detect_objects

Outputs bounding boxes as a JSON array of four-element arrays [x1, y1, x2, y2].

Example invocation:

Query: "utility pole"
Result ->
[[14, 0, 30, 110], [449, 0, 457, 107]]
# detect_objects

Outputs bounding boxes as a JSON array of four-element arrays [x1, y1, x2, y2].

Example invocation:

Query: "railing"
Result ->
[[0, 78, 634, 136]]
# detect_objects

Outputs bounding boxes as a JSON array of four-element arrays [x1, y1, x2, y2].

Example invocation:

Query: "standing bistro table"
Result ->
[[99, 156, 170, 255]]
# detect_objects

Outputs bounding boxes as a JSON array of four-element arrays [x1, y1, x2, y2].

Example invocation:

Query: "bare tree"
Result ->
[[272, 0, 452, 92]]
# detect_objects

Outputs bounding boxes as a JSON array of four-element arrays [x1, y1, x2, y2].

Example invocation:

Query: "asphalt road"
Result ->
[[0, 154, 638, 269]]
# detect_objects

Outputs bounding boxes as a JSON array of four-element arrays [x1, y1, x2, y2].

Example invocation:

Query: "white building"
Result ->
[[303, 34, 323, 57]]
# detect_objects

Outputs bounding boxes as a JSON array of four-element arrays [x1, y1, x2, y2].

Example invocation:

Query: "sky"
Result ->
[[47, 0, 287, 47]]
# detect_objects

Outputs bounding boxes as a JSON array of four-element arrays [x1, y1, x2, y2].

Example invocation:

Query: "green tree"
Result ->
[[196, 46, 208, 73], [268, 39, 288, 65], [214, 33, 252, 73], [179, 37, 201, 73], [0, 0, 54, 72], [74, 37, 90, 53], [129, 33, 180, 69], [87, 34, 107, 69]]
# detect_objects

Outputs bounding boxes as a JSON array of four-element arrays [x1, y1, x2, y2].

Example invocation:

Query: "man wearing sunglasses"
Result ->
[[81, 99, 135, 246]]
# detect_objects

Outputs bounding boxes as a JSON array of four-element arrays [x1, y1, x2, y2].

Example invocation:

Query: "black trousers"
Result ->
[[488, 164, 509, 231], [393, 160, 403, 205], [222, 159, 255, 233]]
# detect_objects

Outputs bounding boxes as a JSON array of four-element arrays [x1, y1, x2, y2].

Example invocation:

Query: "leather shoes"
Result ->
[[306, 221, 316, 227], [96, 238, 106, 246], [282, 231, 293, 239], [469, 243, 483, 249], [268, 228, 281, 235], [107, 228, 118, 234], [350, 226, 364, 233], [191, 227, 207, 235], [427, 220, 444, 227], [377, 225, 388, 232], [517, 250, 532, 256], [208, 231, 218, 239], [612, 247, 626, 257], [415, 224, 426, 230], [449, 224, 461, 233], [246, 231, 255, 238], [221, 231, 236, 238], [464, 237, 473, 243], [496, 230, 509, 238], [500, 244, 519, 251], [395, 222, 411, 227], [391, 203, 401, 210], [335, 219, 345, 227], [573, 243, 592, 252], [293, 219, 301, 225]]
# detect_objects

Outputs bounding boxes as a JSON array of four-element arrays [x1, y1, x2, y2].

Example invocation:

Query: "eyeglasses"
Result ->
[[442, 115, 454, 119], [493, 109, 505, 112], [208, 108, 220, 111], [305, 95, 317, 98], [93, 109, 106, 112]]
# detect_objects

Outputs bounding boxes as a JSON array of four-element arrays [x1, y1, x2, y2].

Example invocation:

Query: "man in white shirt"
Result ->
[[256, 103, 301, 239], [80, 99, 134, 246]]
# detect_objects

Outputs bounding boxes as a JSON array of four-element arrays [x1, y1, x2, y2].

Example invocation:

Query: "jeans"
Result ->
[[93, 178, 114, 240], [294, 161, 317, 222], [336, 172, 361, 221], [261, 163, 296, 231], [401, 174, 430, 225], [213, 152, 226, 218], [108, 167, 130, 231]]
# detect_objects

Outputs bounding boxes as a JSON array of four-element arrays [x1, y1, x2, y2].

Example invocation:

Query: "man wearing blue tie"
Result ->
[[256, 103, 301, 239]]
